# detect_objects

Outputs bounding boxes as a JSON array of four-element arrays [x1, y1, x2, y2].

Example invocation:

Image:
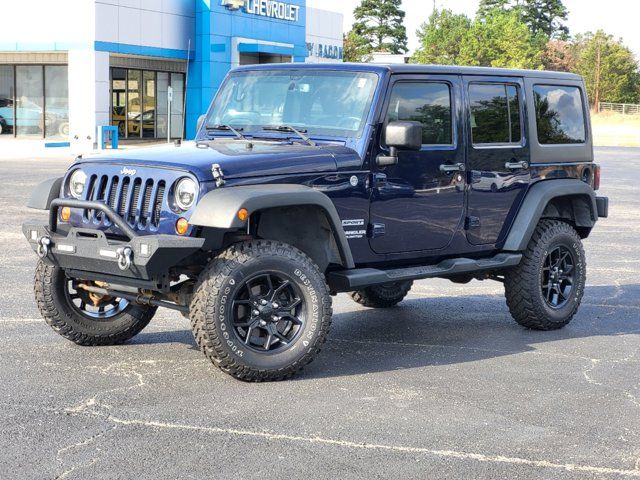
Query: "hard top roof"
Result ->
[[232, 62, 583, 81]]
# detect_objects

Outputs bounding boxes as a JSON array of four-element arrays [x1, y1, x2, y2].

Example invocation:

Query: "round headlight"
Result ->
[[69, 170, 87, 199], [175, 178, 197, 210]]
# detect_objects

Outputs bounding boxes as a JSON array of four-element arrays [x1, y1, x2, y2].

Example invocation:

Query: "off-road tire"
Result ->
[[190, 241, 333, 382], [505, 220, 586, 330], [351, 281, 413, 308], [34, 260, 156, 345]]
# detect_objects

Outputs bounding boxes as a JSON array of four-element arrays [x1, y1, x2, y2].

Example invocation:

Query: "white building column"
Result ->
[[68, 49, 110, 153]]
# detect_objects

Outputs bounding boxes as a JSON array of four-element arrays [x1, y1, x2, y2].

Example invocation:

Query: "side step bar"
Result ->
[[327, 253, 522, 292]]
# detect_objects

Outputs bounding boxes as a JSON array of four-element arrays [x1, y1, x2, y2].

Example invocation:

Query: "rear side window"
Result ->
[[534, 85, 586, 144], [386, 82, 453, 145], [469, 83, 522, 145]]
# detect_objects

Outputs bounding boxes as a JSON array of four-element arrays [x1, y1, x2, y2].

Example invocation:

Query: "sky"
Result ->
[[307, 0, 640, 57]]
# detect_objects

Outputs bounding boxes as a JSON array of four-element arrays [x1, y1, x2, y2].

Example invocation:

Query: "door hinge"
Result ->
[[368, 223, 386, 238], [465, 216, 481, 230]]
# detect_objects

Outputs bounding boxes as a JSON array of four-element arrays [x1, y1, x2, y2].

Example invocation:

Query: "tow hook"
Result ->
[[36, 236, 51, 258], [116, 246, 133, 271]]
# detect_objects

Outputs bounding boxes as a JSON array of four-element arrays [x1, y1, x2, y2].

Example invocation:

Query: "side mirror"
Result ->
[[196, 114, 206, 133], [377, 121, 423, 167]]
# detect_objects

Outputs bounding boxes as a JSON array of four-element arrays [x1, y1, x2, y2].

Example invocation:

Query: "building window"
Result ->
[[534, 85, 586, 144], [385, 82, 453, 146], [44, 66, 69, 138], [0, 65, 15, 136], [469, 83, 522, 145], [0, 64, 68, 139], [110, 68, 184, 140]]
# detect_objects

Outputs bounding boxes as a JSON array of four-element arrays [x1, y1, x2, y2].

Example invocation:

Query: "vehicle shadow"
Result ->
[[299, 283, 640, 380], [130, 284, 640, 379]]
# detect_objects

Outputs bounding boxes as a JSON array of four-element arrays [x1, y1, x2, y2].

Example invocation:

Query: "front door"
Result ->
[[464, 76, 530, 245], [369, 76, 466, 254]]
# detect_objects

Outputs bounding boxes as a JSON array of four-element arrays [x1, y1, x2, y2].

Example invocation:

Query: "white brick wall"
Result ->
[[95, 0, 195, 52]]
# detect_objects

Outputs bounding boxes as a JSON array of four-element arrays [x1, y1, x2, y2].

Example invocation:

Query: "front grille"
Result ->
[[84, 174, 167, 231]]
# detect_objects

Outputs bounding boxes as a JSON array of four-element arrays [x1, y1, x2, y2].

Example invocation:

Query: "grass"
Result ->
[[591, 111, 640, 147]]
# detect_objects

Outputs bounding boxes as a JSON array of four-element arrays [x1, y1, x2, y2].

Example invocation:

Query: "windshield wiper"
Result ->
[[262, 125, 316, 147], [206, 124, 254, 149]]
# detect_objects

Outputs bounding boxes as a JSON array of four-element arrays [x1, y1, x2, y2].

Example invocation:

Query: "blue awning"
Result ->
[[237, 43, 294, 56]]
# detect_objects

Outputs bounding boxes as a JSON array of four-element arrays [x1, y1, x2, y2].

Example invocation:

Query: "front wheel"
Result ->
[[505, 220, 586, 330], [189, 241, 333, 382], [34, 261, 156, 345]]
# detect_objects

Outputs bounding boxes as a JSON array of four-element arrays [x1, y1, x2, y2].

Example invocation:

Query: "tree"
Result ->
[[458, 10, 543, 69], [351, 0, 408, 55], [541, 39, 576, 71], [573, 31, 640, 107], [343, 31, 371, 63], [521, 0, 569, 39], [412, 9, 471, 65], [477, 0, 511, 18], [478, 0, 569, 39]]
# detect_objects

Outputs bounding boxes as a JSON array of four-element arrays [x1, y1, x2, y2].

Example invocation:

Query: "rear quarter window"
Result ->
[[533, 85, 586, 144]]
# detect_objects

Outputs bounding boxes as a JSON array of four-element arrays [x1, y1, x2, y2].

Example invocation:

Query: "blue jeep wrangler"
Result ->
[[23, 64, 608, 381]]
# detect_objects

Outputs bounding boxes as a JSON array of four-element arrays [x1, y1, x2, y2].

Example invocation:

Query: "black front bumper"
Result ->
[[23, 199, 204, 284]]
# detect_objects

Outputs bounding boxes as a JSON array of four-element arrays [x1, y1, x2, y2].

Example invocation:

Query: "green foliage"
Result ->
[[521, 0, 569, 39], [351, 0, 408, 55], [412, 9, 471, 65], [412, 9, 541, 69], [343, 31, 371, 63], [460, 10, 543, 69], [478, 0, 568, 39], [573, 31, 640, 105]]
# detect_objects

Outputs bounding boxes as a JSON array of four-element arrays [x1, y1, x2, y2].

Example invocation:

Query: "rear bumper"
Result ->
[[596, 196, 609, 218], [23, 198, 204, 282]]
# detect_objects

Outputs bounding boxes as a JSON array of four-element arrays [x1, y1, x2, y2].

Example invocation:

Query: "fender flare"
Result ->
[[27, 177, 63, 210], [502, 179, 597, 252], [190, 184, 355, 268]]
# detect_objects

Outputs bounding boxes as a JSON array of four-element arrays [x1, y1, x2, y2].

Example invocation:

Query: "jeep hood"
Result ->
[[76, 141, 360, 182]]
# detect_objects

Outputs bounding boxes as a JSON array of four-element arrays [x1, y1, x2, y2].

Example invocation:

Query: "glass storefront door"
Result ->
[[111, 68, 126, 138], [110, 68, 184, 140]]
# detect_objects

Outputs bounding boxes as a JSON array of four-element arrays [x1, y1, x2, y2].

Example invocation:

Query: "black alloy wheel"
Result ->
[[232, 272, 305, 352], [541, 245, 575, 309]]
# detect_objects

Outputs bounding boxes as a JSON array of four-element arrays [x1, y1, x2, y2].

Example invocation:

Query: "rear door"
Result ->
[[464, 76, 530, 245]]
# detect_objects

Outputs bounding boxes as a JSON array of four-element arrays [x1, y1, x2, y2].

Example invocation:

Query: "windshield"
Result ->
[[205, 70, 379, 138]]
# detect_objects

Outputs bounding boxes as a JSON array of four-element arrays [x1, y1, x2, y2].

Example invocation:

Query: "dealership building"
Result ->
[[0, 0, 343, 149]]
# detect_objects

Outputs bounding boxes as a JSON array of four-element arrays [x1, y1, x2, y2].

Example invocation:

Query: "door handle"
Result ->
[[439, 163, 466, 173], [505, 160, 529, 170]]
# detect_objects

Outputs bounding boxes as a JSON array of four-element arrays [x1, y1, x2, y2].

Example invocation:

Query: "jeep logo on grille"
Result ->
[[120, 167, 137, 176]]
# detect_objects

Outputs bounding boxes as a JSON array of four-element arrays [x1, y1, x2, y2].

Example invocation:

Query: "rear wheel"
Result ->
[[505, 220, 586, 330], [190, 241, 333, 382], [34, 261, 156, 345], [351, 281, 413, 308]]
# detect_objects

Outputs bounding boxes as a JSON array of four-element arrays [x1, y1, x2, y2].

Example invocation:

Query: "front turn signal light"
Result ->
[[176, 217, 189, 235], [60, 207, 71, 222], [237, 208, 249, 222]]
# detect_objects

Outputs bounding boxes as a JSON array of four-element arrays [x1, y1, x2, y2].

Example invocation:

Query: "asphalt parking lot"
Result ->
[[1, 147, 638, 479]]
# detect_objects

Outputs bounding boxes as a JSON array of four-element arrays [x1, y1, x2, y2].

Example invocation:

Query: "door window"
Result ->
[[385, 82, 453, 145], [469, 83, 522, 145]]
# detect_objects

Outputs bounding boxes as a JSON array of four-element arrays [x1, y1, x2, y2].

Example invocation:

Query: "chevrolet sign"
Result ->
[[221, 0, 300, 22]]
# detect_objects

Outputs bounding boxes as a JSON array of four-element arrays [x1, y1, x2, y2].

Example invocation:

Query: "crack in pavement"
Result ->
[[64, 408, 640, 478], [52, 357, 640, 479]]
